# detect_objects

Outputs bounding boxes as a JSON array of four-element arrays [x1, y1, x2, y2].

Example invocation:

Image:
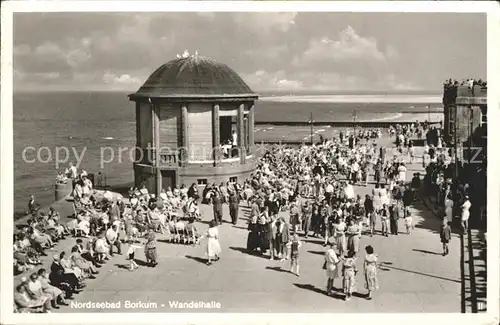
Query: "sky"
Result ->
[[13, 12, 486, 93]]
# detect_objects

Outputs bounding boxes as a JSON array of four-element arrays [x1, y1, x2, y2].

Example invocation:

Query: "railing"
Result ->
[[160, 152, 179, 166], [137, 148, 253, 167]]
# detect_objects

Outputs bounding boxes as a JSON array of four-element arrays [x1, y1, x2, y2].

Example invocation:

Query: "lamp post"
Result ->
[[309, 112, 314, 145], [353, 106, 358, 145]]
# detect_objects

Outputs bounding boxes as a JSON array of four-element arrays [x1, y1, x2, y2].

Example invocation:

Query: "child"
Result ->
[[126, 240, 142, 271], [286, 233, 302, 276], [440, 219, 451, 256], [342, 250, 358, 301], [404, 208, 413, 235]]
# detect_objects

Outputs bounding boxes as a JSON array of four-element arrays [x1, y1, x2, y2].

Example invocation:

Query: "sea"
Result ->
[[13, 90, 442, 215]]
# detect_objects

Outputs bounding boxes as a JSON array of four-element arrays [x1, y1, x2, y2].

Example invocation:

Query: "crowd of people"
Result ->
[[233, 127, 427, 300], [443, 78, 487, 90], [15, 119, 477, 310]]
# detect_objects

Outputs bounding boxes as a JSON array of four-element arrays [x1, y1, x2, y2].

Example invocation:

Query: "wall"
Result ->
[[455, 105, 484, 146], [138, 103, 153, 149], [134, 163, 155, 190], [158, 103, 181, 150], [187, 103, 213, 161], [136, 158, 257, 193]]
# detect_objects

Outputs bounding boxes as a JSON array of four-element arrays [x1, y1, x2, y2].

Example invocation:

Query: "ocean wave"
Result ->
[[260, 95, 442, 104], [359, 113, 404, 122], [102, 137, 115, 140]]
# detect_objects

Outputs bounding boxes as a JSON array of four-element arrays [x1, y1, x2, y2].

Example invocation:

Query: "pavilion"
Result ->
[[128, 52, 259, 194]]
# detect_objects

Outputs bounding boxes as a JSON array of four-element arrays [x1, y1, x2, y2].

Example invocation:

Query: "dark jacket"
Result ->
[[390, 205, 401, 220], [212, 197, 222, 213], [229, 194, 239, 209], [364, 197, 374, 213], [440, 225, 451, 242]]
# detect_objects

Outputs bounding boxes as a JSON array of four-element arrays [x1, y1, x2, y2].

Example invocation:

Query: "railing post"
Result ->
[[238, 103, 246, 164], [213, 104, 220, 166], [181, 104, 188, 167]]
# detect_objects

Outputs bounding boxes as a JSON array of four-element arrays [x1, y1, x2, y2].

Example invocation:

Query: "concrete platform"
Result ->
[[32, 144, 462, 313]]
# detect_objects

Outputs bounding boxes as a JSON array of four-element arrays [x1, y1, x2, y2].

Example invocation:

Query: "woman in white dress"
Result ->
[[332, 217, 347, 257], [379, 184, 390, 207], [201, 220, 221, 265], [398, 163, 407, 183], [444, 194, 454, 223], [324, 240, 342, 296], [461, 196, 472, 233]]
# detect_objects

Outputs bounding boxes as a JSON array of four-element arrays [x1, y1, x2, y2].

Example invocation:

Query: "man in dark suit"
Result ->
[[212, 191, 223, 225], [49, 255, 83, 293], [228, 190, 240, 225], [403, 185, 413, 208], [389, 202, 400, 235]]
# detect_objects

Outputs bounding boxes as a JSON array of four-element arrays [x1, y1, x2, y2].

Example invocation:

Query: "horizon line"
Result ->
[[13, 88, 442, 95]]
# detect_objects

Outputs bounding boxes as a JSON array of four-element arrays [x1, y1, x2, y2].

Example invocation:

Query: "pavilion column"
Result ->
[[153, 103, 161, 196], [238, 103, 246, 164], [212, 104, 220, 166], [180, 104, 189, 167], [248, 104, 255, 155]]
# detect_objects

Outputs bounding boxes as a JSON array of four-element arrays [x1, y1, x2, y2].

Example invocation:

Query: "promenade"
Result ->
[[13, 135, 463, 313], [27, 142, 460, 314]]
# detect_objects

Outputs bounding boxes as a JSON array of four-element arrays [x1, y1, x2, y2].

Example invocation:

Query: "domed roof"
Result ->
[[129, 55, 258, 101]]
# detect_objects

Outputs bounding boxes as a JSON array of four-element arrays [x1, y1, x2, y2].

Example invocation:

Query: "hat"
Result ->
[[20, 277, 28, 283], [327, 236, 336, 245]]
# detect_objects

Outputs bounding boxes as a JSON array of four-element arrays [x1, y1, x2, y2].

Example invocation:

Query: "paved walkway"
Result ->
[[35, 141, 461, 313]]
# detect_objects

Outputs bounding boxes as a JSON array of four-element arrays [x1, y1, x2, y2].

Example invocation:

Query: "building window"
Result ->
[[197, 179, 207, 186], [229, 177, 237, 184]]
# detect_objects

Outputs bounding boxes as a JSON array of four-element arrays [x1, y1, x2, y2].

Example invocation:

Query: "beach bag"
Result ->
[[322, 261, 327, 270]]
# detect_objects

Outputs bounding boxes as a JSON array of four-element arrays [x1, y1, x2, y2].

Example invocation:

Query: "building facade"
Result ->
[[443, 83, 487, 163], [442, 82, 487, 227], [129, 55, 258, 195]]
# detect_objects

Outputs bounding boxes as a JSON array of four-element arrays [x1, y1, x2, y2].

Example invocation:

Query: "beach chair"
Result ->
[[174, 221, 187, 244], [167, 221, 178, 243], [185, 226, 199, 245], [163, 223, 172, 242], [74, 226, 85, 238]]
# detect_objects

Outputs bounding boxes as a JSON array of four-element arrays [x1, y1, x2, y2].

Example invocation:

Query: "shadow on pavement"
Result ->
[[185, 255, 207, 264], [378, 263, 461, 283], [266, 266, 290, 274], [232, 225, 248, 231], [302, 238, 325, 246], [293, 283, 350, 300], [229, 246, 269, 259], [114, 259, 150, 270], [412, 248, 442, 256], [294, 283, 326, 295], [307, 250, 325, 256]]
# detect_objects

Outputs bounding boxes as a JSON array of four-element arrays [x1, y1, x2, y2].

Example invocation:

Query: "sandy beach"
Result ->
[[260, 94, 443, 104]]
